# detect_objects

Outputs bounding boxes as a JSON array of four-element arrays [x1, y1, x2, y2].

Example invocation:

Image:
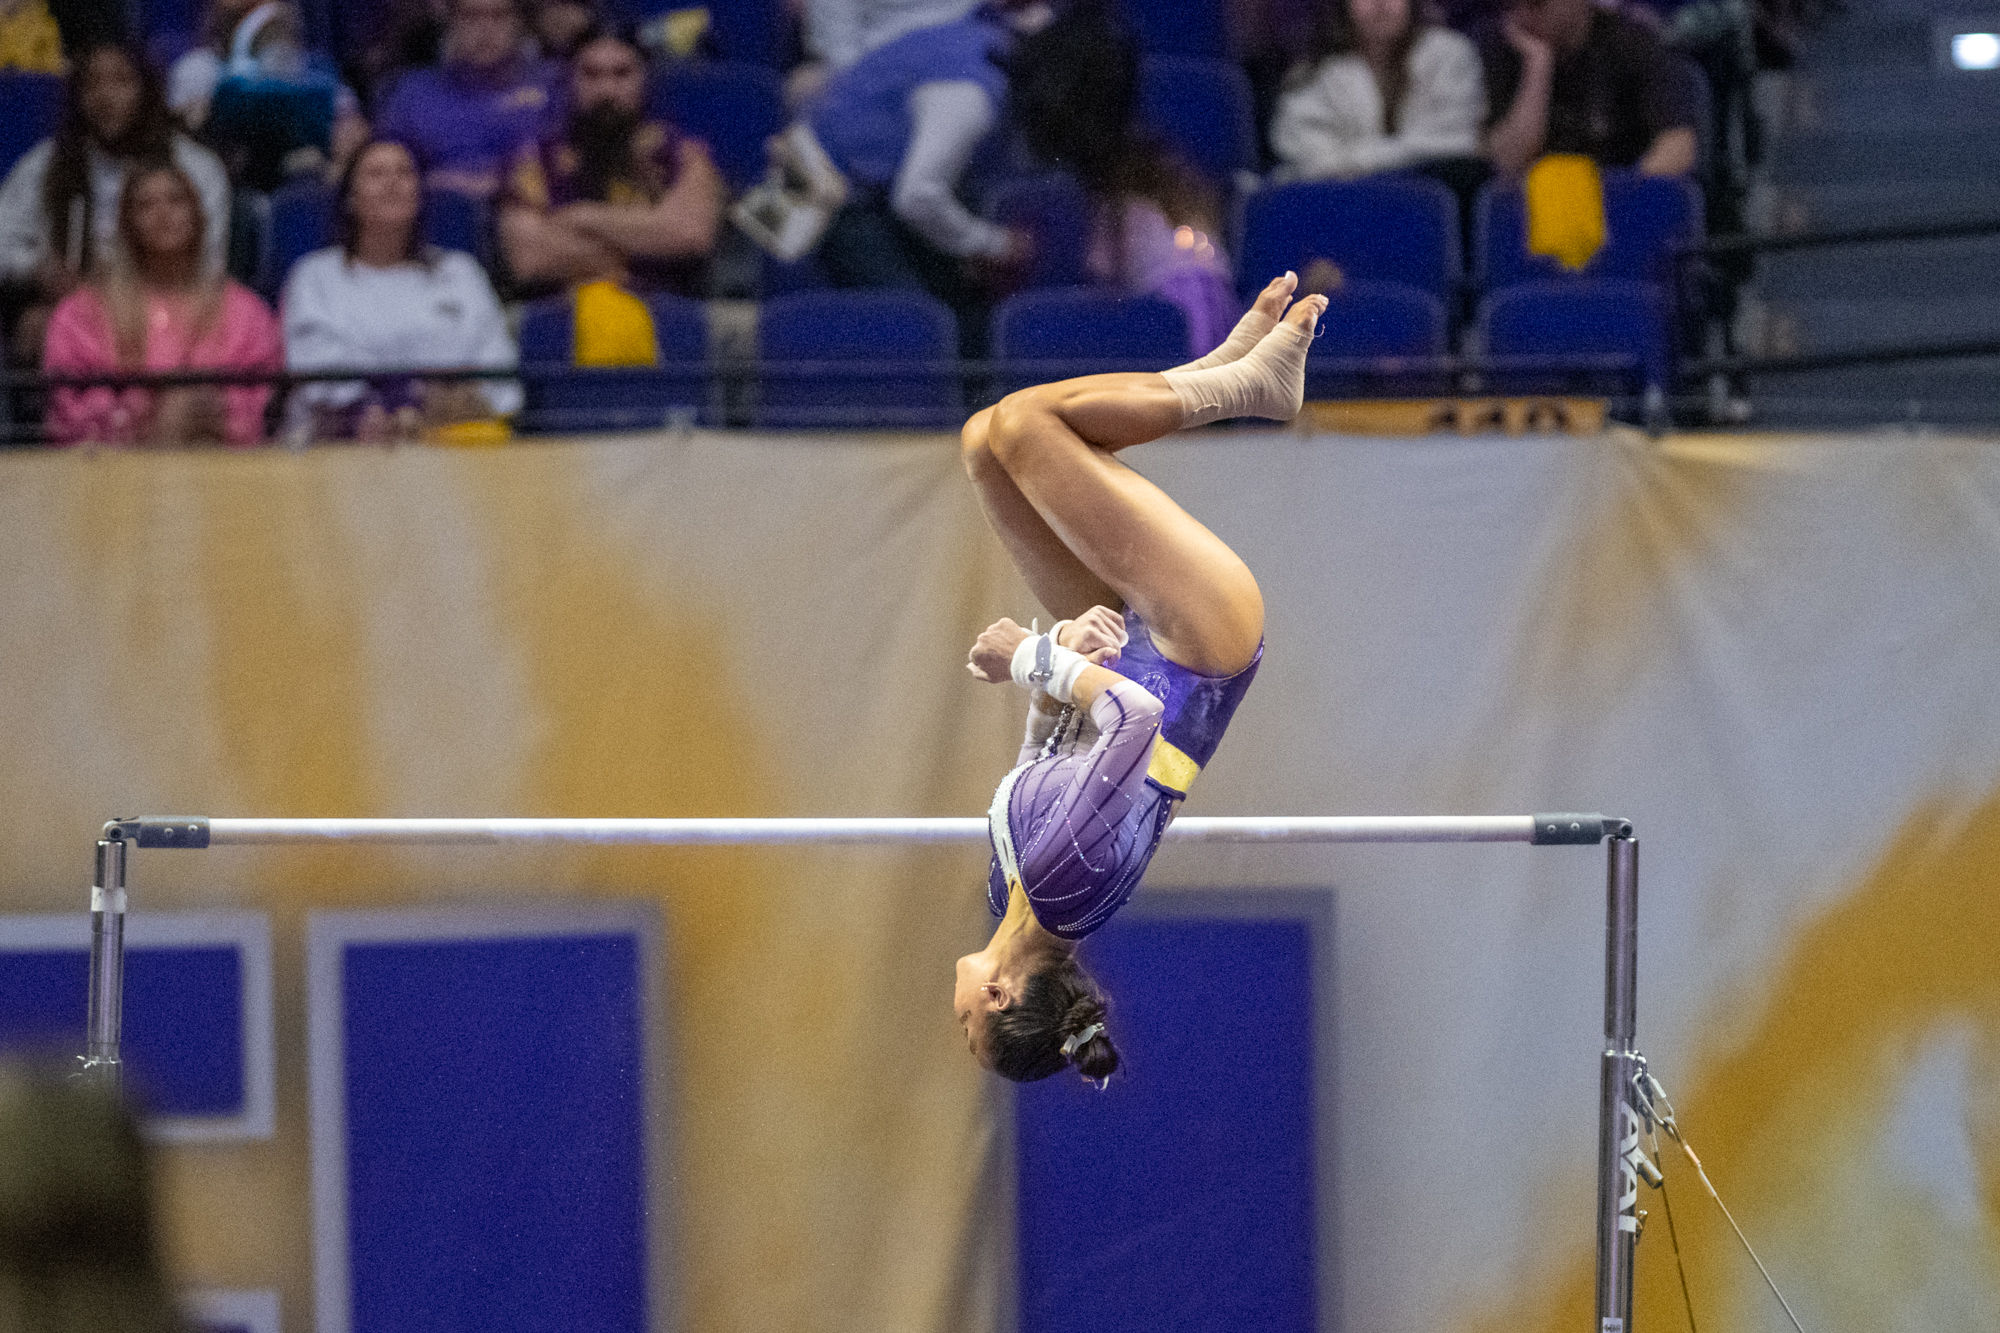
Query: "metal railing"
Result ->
[[1680, 215, 2000, 385], [0, 352, 1647, 444]]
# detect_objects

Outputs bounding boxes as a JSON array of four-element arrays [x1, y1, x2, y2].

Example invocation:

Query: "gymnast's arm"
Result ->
[[970, 607, 1131, 763], [1011, 676, 1167, 878], [1017, 691, 1067, 766]]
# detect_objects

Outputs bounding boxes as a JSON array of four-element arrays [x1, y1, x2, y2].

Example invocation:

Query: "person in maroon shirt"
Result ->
[[1483, 0, 1700, 178], [498, 26, 723, 295]]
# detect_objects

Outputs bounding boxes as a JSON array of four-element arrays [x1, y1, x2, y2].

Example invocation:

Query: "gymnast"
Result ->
[[955, 271, 1328, 1083]]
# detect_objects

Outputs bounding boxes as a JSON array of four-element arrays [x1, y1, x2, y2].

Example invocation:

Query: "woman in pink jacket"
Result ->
[[42, 161, 281, 446]]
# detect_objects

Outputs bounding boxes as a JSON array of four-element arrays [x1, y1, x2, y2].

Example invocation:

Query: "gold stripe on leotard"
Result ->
[[1145, 736, 1200, 796]]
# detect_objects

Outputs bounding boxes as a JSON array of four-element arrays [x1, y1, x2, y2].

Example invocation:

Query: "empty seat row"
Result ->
[[1245, 172, 1699, 300], [988, 171, 1695, 395], [513, 284, 1665, 434]]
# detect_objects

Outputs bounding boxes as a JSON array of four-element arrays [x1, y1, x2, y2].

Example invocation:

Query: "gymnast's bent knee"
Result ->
[[960, 406, 996, 473], [985, 387, 1066, 469]]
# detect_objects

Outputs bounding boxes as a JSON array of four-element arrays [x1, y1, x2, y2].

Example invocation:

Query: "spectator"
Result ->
[[166, 0, 262, 123], [1269, 0, 1485, 182], [499, 27, 723, 295], [0, 0, 64, 73], [1484, 0, 1700, 177], [1008, 0, 1237, 355], [375, 0, 560, 200], [282, 140, 520, 441], [42, 160, 280, 446], [167, 1, 368, 185], [805, 0, 978, 69], [0, 1061, 189, 1333], [789, 0, 1047, 349], [529, 0, 597, 59], [38, 0, 120, 55], [787, 0, 977, 105], [357, 0, 448, 105], [0, 41, 230, 364]]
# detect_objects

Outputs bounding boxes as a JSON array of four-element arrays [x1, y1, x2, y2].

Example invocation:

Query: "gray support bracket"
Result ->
[[1530, 814, 1634, 845], [104, 817, 212, 848]]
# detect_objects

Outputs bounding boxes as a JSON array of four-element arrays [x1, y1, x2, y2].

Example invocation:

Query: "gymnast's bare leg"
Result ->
[[959, 276, 1325, 676]]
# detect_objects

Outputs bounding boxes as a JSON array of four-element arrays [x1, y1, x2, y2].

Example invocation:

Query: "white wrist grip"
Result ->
[[1009, 634, 1091, 703]]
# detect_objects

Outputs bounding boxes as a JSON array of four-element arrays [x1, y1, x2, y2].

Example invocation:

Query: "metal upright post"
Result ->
[[81, 834, 128, 1091], [1596, 835, 1641, 1333]]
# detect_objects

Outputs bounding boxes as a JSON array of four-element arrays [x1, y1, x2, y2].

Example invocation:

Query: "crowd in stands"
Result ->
[[0, 0, 1777, 444]]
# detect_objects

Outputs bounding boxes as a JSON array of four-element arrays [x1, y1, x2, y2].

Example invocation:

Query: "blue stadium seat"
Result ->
[[1121, 0, 1225, 57], [650, 60, 786, 193], [1478, 278, 1670, 395], [264, 181, 493, 296], [1476, 173, 1703, 291], [266, 178, 337, 296], [992, 288, 1189, 395], [1137, 56, 1257, 186], [988, 175, 1095, 290], [756, 289, 962, 428], [1308, 279, 1450, 398], [761, 249, 832, 295], [703, 0, 787, 65], [1238, 176, 1462, 304], [518, 292, 710, 431], [422, 188, 488, 264], [0, 73, 64, 180]]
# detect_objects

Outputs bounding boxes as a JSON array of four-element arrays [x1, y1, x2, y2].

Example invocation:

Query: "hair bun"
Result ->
[[1060, 996, 1119, 1083]]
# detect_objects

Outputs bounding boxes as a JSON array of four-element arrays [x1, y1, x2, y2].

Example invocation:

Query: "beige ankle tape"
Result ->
[[1162, 322, 1313, 427]]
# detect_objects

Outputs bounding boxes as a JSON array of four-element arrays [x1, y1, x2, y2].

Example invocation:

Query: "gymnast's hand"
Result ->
[[967, 618, 1032, 683], [1058, 606, 1127, 668], [967, 611, 1127, 684]]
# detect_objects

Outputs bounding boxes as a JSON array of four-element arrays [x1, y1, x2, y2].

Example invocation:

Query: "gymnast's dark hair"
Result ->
[[986, 953, 1120, 1084]]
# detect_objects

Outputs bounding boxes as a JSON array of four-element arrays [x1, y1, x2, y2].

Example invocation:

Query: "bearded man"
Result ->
[[499, 26, 723, 295]]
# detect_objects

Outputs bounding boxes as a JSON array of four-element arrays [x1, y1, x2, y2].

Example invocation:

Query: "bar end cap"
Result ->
[[109, 817, 212, 849], [1530, 813, 1632, 844]]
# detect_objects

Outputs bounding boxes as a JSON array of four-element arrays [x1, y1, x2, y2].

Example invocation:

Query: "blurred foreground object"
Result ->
[[0, 1061, 187, 1333]]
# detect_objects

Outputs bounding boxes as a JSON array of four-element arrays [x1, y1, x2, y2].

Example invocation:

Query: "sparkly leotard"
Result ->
[[986, 609, 1262, 939]]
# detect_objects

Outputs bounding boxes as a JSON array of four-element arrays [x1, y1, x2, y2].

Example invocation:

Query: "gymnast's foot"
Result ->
[[1162, 291, 1327, 427], [1166, 272, 1299, 374]]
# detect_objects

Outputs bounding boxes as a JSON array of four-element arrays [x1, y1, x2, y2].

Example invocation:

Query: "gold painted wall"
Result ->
[[3, 429, 1997, 1333], [0, 435, 1029, 1333]]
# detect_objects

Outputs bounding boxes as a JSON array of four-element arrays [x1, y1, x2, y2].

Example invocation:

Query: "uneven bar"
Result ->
[[122, 814, 1559, 847]]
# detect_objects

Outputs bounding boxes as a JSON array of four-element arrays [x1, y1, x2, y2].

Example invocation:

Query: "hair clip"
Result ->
[[1060, 1023, 1103, 1058]]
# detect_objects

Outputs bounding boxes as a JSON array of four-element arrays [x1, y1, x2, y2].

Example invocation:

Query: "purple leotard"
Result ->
[[986, 610, 1262, 939]]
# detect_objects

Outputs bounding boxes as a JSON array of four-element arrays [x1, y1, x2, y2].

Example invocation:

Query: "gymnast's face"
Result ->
[[954, 952, 1005, 1067]]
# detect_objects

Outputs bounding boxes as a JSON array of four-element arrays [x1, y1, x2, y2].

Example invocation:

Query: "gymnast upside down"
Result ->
[[955, 271, 1328, 1084]]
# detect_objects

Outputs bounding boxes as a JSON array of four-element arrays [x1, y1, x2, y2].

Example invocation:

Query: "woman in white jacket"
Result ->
[[281, 140, 519, 442], [1269, 0, 1485, 182]]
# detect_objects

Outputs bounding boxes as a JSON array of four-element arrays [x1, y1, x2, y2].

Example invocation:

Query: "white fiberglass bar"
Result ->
[[189, 815, 1542, 846], [88, 805, 1633, 1327]]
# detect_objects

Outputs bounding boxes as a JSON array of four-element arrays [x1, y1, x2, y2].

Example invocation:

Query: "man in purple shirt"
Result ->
[[499, 27, 724, 295], [375, 0, 561, 200]]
